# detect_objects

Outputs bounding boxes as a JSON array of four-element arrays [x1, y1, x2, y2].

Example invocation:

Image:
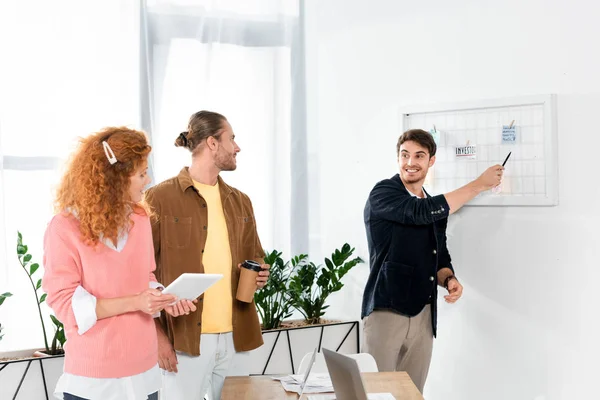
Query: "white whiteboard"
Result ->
[[400, 95, 558, 206]]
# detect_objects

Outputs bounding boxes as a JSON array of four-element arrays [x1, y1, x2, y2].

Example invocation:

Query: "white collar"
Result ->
[[406, 187, 427, 199], [66, 208, 129, 252]]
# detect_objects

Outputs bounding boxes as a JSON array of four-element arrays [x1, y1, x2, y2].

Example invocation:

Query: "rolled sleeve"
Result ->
[[149, 281, 165, 291], [71, 286, 97, 335]]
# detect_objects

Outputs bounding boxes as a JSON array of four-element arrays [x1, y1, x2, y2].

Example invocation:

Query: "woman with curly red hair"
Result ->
[[42, 127, 195, 400]]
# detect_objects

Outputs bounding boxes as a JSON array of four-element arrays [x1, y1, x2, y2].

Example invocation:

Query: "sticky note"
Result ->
[[502, 126, 517, 143], [429, 129, 440, 144]]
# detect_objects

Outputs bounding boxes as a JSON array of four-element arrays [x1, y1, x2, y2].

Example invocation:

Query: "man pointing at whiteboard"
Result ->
[[361, 129, 503, 392]]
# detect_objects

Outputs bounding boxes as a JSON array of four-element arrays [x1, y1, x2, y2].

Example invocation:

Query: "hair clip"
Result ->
[[102, 141, 118, 165]]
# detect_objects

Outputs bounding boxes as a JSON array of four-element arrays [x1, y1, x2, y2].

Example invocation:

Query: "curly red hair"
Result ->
[[55, 127, 152, 246]]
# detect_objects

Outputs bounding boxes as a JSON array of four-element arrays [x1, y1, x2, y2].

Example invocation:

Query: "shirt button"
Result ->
[[203, 226, 207, 230], [429, 276, 435, 281], [433, 250, 437, 254], [174, 217, 179, 223]]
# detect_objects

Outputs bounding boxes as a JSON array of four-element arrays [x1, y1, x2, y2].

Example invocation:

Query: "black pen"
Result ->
[[502, 151, 512, 167]]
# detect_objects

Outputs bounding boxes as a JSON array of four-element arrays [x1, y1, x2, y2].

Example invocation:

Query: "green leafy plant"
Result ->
[[289, 243, 363, 325], [50, 315, 65, 352], [0, 292, 12, 306], [17, 231, 65, 355], [0, 291, 13, 341], [254, 250, 308, 330]]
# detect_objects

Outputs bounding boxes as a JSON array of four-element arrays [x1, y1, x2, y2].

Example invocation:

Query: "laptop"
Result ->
[[307, 348, 395, 400], [298, 347, 318, 397]]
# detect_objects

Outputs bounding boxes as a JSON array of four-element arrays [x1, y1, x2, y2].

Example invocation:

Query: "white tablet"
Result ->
[[162, 273, 223, 303]]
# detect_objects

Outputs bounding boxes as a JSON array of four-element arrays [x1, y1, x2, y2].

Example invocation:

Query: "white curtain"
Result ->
[[0, 0, 303, 352], [142, 0, 301, 256], [0, 0, 141, 352]]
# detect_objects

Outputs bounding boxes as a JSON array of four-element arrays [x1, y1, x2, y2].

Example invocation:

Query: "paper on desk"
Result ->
[[308, 394, 395, 400], [272, 373, 334, 394]]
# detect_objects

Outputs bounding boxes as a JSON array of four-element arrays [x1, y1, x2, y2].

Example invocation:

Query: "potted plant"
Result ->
[[16, 231, 65, 356], [0, 232, 66, 400], [254, 250, 307, 330], [289, 243, 363, 325], [244, 244, 363, 376]]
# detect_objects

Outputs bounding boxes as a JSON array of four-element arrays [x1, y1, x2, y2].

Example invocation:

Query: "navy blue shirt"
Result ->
[[361, 174, 454, 336]]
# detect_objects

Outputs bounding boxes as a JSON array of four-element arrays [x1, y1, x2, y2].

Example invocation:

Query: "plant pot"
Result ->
[[229, 319, 360, 376], [268, 318, 342, 331], [0, 348, 65, 399], [33, 349, 65, 358]]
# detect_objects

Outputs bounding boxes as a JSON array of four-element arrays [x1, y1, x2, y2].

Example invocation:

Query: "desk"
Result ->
[[221, 372, 424, 400]]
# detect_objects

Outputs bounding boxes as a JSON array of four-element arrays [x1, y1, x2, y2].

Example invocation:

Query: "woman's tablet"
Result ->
[[162, 273, 223, 302]]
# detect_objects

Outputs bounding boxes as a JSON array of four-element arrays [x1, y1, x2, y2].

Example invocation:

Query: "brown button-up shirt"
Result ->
[[144, 167, 265, 356]]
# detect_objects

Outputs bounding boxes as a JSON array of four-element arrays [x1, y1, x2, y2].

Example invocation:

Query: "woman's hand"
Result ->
[[134, 288, 177, 315]]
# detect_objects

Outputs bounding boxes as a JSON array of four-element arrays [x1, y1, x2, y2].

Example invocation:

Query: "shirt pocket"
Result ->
[[236, 216, 254, 249], [163, 215, 192, 249]]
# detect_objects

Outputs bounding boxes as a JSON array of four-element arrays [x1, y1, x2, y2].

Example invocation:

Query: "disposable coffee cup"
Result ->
[[236, 260, 262, 303]]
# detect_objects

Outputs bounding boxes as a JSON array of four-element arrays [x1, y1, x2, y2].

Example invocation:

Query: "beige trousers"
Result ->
[[161, 332, 236, 400], [362, 306, 433, 393]]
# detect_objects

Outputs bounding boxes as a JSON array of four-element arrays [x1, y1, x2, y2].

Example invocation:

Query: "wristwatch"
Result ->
[[443, 275, 457, 290]]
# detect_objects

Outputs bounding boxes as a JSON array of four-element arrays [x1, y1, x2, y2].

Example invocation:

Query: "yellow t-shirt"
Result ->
[[193, 179, 233, 333]]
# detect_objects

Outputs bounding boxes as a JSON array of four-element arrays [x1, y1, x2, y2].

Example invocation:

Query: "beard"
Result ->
[[400, 169, 427, 184], [215, 151, 237, 171]]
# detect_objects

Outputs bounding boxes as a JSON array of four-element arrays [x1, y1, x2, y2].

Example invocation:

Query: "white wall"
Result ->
[[305, 1, 600, 399]]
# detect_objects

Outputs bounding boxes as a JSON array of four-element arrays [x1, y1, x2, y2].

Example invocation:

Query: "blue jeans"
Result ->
[[64, 392, 158, 400]]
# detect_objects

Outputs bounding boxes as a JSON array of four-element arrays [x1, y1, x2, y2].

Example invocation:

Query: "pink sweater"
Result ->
[[42, 212, 158, 378]]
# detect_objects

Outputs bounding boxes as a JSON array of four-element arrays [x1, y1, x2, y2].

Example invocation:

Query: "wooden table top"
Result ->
[[221, 372, 424, 400]]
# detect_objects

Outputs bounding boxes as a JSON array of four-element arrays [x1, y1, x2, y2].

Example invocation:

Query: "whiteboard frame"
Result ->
[[399, 94, 558, 206]]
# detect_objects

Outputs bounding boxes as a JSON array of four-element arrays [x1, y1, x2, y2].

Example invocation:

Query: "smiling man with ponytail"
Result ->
[[145, 111, 270, 400]]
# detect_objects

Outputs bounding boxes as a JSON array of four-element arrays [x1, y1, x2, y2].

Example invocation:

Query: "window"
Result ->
[[0, 0, 141, 351], [143, 0, 301, 254]]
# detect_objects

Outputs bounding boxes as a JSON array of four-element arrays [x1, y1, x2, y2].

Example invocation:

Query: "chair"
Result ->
[[297, 351, 378, 374]]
